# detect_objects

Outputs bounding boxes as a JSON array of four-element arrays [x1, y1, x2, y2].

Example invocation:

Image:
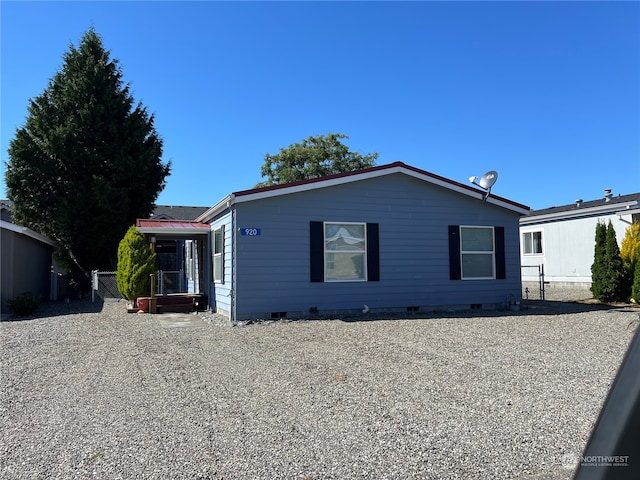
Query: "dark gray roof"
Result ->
[[151, 205, 210, 221], [528, 192, 640, 217]]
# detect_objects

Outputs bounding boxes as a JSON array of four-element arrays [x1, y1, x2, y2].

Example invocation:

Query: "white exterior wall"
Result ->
[[520, 211, 636, 284]]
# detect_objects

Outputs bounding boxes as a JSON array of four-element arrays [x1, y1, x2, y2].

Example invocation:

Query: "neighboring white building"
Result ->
[[520, 190, 640, 296]]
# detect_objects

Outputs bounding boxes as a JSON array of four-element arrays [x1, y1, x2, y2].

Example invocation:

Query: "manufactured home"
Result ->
[[175, 162, 530, 321], [520, 190, 640, 297]]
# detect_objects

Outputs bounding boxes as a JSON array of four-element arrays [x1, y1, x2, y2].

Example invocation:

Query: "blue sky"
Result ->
[[2, 1, 638, 211]]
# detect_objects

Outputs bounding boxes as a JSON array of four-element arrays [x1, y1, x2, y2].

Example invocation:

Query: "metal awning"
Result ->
[[135, 219, 210, 235]]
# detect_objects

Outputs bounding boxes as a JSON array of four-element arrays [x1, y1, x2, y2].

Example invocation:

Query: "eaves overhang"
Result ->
[[197, 162, 530, 220], [520, 200, 639, 226], [135, 219, 210, 236], [0, 220, 57, 247]]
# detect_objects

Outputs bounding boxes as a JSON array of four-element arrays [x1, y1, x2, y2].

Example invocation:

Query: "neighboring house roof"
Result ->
[[0, 220, 57, 247], [0, 200, 13, 223], [136, 218, 210, 235], [521, 192, 640, 225], [151, 205, 209, 221], [197, 161, 531, 222]]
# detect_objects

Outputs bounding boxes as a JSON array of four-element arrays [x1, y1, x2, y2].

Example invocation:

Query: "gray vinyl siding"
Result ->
[[209, 212, 233, 315], [233, 173, 523, 319]]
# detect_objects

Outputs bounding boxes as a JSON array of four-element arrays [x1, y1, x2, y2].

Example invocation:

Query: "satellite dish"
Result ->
[[469, 170, 499, 201]]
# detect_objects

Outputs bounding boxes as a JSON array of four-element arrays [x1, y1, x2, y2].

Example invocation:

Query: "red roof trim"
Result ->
[[233, 161, 529, 211], [135, 219, 209, 229]]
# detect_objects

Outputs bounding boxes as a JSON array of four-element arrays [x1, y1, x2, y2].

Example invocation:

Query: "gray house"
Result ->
[[195, 162, 530, 321], [1, 219, 57, 312]]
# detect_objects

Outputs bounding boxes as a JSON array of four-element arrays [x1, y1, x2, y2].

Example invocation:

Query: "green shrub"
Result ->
[[116, 226, 156, 304], [633, 258, 640, 303], [591, 221, 628, 302], [591, 221, 607, 300], [7, 292, 41, 317]]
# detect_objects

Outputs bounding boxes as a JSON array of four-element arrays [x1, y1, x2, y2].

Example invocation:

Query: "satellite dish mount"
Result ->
[[469, 170, 498, 201]]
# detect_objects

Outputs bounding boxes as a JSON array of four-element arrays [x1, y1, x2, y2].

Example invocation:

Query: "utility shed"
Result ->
[[1, 220, 57, 312], [197, 162, 530, 321]]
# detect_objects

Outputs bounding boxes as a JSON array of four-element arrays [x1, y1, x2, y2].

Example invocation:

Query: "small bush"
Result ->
[[7, 292, 41, 317], [633, 259, 640, 303], [116, 225, 156, 303]]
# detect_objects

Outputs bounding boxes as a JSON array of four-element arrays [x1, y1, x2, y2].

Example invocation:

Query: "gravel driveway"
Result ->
[[1, 299, 637, 479]]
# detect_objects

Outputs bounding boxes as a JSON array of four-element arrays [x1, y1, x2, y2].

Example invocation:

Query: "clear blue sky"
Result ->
[[2, 1, 639, 211]]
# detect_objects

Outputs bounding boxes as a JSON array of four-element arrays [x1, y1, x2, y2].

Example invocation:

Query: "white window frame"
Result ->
[[460, 226, 495, 280], [324, 221, 367, 282], [522, 230, 543, 256], [213, 226, 224, 283]]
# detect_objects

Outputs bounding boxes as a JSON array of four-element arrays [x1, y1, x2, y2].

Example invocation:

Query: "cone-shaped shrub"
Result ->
[[591, 221, 607, 301], [633, 257, 640, 303], [116, 226, 156, 303]]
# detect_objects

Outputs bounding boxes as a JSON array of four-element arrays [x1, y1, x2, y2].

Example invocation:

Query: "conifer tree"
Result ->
[[633, 256, 640, 303], [604, 221, 628, 301], [592, 221, 627, 302], [5, 28, 170, 279], [116, 226, 156, 304], [590, 221, 607, 301]]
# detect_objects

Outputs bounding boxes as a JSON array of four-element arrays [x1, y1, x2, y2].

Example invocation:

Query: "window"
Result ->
[[522, 231, 543, 255], [310, 221, 379, 282], [324, 222, 367, 281], [460, 226, 495, 279], [449, 225, 505, 280], [186, 241, 194, 281], [213, 226, 224, 283]]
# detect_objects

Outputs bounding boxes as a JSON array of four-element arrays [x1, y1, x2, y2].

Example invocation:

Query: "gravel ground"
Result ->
[[1, 298, 638, 480]]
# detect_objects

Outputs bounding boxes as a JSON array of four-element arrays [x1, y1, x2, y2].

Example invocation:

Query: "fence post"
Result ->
[[91, 270, 97, 303]]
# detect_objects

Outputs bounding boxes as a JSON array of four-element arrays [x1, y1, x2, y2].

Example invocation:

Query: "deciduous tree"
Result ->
[[257, 133, 378, 187]]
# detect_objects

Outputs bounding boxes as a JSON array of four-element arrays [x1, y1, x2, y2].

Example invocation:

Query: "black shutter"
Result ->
[[366, 223, 380, 282], [310, 221, 324, 282], [495, 226, 506, 279], [448, 225, 461, 280]]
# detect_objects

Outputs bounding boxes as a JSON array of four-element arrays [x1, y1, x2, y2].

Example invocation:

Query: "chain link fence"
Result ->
[[91, 270, 185, 302]]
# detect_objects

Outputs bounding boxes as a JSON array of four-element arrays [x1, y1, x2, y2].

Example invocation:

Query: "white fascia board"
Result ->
[[0, 220, 57, 247], [232, 167, 403, 203], [232, 165, 530, 215], [136, 227, 210, 236], [521, 201, 639, 225], [196, 194, 234, 223]]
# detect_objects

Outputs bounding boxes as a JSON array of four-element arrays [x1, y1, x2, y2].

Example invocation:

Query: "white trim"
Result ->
[[324, 221, 368, 282], [195, 164, 530, 222], [0, 220, 57, 247], [459, 225, 496, 280], [196, 195, 234, 223]]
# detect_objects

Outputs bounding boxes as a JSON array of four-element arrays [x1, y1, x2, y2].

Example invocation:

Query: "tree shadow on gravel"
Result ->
[[1, 297, 106, 322]]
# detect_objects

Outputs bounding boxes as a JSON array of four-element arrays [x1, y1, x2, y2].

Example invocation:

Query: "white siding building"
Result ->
[[520, 191, 640, 298]]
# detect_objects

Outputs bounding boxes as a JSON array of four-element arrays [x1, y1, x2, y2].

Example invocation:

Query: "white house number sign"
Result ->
[[240, 228, 261, 236]]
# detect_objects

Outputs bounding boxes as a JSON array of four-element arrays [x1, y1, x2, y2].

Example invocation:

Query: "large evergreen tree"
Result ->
[[257, 133, 378, 187], [5, 28, 170, 277]]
